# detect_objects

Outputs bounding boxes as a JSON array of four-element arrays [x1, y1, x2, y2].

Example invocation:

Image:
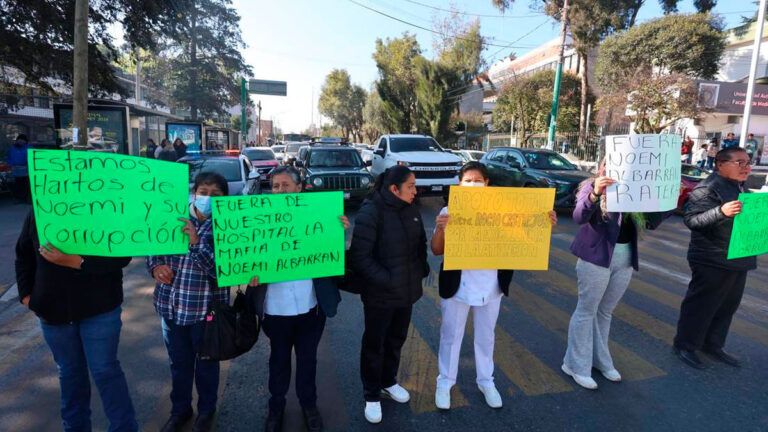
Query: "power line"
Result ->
[[403, 0, 544, 19], [346, 0, 539, 49]]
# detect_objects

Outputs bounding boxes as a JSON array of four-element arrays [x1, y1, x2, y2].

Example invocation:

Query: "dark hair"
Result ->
[[160, 138, 170, 147], [271, 165, 302, 186], [373, 165, 413, 194], [147, 138, 156, 145], [701, 144, 707, 149], [16, 134, 28, 142], [459, 161, 489, 182], [193, 172, 229, 195], [715, 147, 747, 163]]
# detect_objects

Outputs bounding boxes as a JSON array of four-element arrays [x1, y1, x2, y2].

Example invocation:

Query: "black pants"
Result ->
[[674, 263, 748, 351], [11, 175, 29, 202], [262, 307, 326, 412], [360, 305, 412, 402]]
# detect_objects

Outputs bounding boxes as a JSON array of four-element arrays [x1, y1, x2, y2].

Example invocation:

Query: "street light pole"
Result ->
[[546, 0, 570, 150], [739, 0, 767, 147], [73, 0, 89, 148], [240, 77, 248, 143]]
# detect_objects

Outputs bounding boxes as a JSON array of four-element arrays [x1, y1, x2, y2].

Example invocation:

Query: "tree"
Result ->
[[414, 58, 462, 143], [0, 0, 173, 97], [493, 70, 586, 142], [230, 115, 253, 134], [432, 12, 486, 83], [318, 69, 367, 142], [362, 88, 388, 143], [373, 34, 422, 133], [595, 13, 726, 133]]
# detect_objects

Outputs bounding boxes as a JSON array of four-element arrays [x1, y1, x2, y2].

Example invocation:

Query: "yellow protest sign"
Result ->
[[444, 186, 555, 271]]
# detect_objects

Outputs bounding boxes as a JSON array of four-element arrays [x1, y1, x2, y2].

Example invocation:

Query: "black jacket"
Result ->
[[15, 211, 132, 324], [348, 190, 429, 308], [438, 263, 514, 299], [684, 173, 757, 271], [250, 277, 342, 320]]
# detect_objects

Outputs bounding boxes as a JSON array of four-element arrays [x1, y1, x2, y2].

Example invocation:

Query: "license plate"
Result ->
[[344, 192, 351, 199], [431, 186, 443, 191]]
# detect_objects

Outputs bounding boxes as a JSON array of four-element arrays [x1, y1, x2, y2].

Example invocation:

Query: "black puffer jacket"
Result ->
[[349, 190, 429, 308], [684, 173, 757, 271]]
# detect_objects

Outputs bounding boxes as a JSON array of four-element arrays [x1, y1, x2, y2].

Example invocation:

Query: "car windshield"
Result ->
[[243, 148, 274, 160], [185, 158, 241, 182], [681, 165, 709, 178], [272, 145, 285, 152], [309, 150, 364, 167], [523, 152, 576, 170], [469, 151, 485, 161], [285, 143, 304, 153], [390, 137, 443, 153]]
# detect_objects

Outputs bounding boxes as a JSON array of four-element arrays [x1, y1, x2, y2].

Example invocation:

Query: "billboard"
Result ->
[[166, 122, 202, 152], [53, 104, 130, 154], [697, 80, 768, 116], [205, 128, 231, 150]]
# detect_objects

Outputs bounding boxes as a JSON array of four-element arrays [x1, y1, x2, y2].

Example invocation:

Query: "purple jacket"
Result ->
[[569, 181, 664, 270]]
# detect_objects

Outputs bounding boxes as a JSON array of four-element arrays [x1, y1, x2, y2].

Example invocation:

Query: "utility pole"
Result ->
[[546, 0, 570, 150], [73, 0, 89, 148], [739, 0, 767, 148], [240, 77, 248, 143], [256, 100, 262, 145], [135, 50, 142, 106]]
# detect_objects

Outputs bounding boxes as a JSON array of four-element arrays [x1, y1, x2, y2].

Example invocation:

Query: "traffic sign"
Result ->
[[248, 79, 287, 96]]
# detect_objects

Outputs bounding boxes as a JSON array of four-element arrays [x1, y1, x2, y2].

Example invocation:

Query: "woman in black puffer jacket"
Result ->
[[349, 165, 428, 424]]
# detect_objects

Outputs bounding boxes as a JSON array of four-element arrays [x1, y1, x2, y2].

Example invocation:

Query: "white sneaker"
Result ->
[[435, 387, 451, 410], [561, 364, 598, 390], [382, 384, 410, 403], [477, 384, 503, 408], [600, 368, 622, 382], [364, 402, 382, 424]]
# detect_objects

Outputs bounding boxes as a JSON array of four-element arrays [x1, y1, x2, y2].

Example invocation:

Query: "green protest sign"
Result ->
[[211, 191, 345, 286], [728, 193, 768, 259], [29, 149, 190, 256]]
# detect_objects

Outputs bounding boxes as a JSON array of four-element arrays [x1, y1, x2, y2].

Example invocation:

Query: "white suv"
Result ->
[[370, 134, 463, 196]]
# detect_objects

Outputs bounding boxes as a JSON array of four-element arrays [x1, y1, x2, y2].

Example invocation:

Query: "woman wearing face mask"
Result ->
[[431, 162, 557, 410], [146, 172, 229, 432], [348, 165, 429, 424]]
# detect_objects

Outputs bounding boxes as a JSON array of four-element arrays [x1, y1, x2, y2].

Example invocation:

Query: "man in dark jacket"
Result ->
[[674, 147, 757, 369], [15, 211, 138, 431]]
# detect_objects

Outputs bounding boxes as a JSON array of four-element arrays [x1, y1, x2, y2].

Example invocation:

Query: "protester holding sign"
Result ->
[[349, 166, 429, 424], [563, 161, 666, 390], [146, 172, 230, 432], [15, 211, 138, 431], [248, 166, 349, 432], [673, 148, 756, 370], [430, 162, 556, 410]]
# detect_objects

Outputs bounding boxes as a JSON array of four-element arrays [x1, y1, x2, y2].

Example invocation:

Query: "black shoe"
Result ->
[[673, 347, 706, 370], [703, 348, 741, 367], [160, 411, 193, 432], [264, 409, 284, 432], [192, 411, 216, 432], [302, 406, 324, 432]]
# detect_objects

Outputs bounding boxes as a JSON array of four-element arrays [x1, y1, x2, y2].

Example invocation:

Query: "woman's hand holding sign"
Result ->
[[340, 215, 350, 230], [435, 214, 450, 231], [593, 176, 616, 195], [179, 217, 200, 246], [39, 243, 82, 269], [721, 200, 743, 218], [153, 265, 175, 285]]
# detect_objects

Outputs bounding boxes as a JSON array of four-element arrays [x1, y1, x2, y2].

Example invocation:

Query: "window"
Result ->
[[309, 150, 363, 167], [490, 150, 507, 162], [243, 148, 274, 160], [377, 137, 387, 152], [389, 137, 443, 153], [523, 152, 577, 170], [185, 159, 241, 182], [506, 151, 526, 167]]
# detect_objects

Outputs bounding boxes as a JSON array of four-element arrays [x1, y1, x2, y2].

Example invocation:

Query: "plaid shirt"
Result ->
[[147, 215, 229, 326]]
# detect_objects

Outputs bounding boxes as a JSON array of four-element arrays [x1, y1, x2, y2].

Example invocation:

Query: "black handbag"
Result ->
[[199, 288, 259, 361]]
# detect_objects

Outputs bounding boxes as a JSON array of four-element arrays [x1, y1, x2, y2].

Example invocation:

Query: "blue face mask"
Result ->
[[193, 195, 212, 217]]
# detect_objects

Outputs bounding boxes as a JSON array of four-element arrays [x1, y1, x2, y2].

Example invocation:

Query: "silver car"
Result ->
[[178, 153, 261, 195]]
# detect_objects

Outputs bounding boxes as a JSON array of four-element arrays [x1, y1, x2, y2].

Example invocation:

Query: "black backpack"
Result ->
[[198, 288, 259, 361]]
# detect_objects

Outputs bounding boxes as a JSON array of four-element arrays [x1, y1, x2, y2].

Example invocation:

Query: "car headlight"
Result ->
[[312, 177, 323, 187], [361, 176, 371, 186], [397, 161, 411, 167]]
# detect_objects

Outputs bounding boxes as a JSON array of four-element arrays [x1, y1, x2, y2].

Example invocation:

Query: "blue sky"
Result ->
[[233, 0, 753, 134]]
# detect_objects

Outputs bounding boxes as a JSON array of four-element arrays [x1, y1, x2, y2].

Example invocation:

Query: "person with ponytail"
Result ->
[[562, 160, 666, 390], [348, 165, 429, 424]]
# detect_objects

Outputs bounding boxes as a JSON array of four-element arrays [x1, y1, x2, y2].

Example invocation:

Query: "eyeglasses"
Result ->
[[719, 160, 751, 168]]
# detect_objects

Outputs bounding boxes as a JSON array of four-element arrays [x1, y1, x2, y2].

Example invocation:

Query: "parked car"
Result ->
[[271, 144, 286, 163], [677, 163, 711, 214], [283, 141, 307, 166], [178, 152, 260, 196], [480, 147, 591, 208], [241, 146, 279, 188], [452, 149, 486, 163], [370, 134, 462, 198], [296, 143, 374, 207]]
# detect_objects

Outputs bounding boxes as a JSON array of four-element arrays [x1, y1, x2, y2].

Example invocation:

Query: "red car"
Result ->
[[241, 147, 280, 187], [677, 164, 711, 214]]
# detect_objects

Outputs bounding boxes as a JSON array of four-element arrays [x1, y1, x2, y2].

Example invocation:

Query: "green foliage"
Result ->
[[493, 70, 586, 138], [414, 58, 462, 142], [230, 115, 253, 133], [373, 34, 422, 133], [318, 69, 367, 142]]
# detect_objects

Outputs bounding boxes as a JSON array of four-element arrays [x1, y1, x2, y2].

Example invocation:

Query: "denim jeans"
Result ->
[[40, 306, 138, 432], [161, 318, 220, 416]]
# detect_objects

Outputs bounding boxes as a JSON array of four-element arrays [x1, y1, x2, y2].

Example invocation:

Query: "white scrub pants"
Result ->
[[436, 296, 502, 390]]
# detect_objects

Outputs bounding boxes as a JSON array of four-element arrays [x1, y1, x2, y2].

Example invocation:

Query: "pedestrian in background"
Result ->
[[349, 166, 428, 424], [745, 133, 758, 163], [15, 211, 137, 432], [673, 147, 756, 369], [430, 162, 557, 410], [157, 138, 176, 162], [721, 132, 738, 150], [693, 144, 708, 169], [8, 133, 30, 203], [563, 161, 666, 389], [173, 138, 188, 160], [146, 138, 158, 159], [249, 166, 349, 432], [681, 136, 694, 164], [147, 172, 230, 432], [706, 138, 719, 169]]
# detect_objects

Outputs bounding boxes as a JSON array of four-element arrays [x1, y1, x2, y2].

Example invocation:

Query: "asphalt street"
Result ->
[[0, 196, 767, 431]]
